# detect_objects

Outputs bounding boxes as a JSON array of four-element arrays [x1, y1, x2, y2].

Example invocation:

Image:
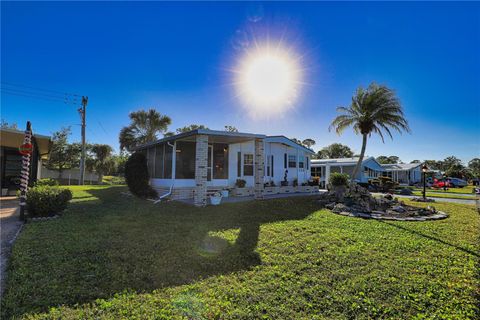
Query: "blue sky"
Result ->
[[1, 1, 479, 163]]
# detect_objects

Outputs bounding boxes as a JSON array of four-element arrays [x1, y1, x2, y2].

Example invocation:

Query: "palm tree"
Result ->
[[88, 144, 114, 182], [329, 83, 410, 182], [119, 109, 172, 151]]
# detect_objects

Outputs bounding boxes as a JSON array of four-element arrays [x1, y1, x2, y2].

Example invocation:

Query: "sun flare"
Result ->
[[234, 44, 303, 118]]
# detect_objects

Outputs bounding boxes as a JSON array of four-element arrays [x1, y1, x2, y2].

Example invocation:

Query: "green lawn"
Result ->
[[411, 185, 477, 195], [2, 186, 479, 319], [408, 191, 477, 200]]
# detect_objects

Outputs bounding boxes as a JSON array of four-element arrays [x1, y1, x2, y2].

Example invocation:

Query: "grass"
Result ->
[[411, 185, 477, 195], [2, 186, 479, 319], [409, 191, 477, 200]]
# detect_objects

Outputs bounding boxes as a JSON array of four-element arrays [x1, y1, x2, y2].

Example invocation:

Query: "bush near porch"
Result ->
[[1, 185, 478, 319]]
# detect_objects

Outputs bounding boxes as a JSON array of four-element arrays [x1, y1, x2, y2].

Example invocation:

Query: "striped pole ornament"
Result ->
[[19, 121, 32, 221]]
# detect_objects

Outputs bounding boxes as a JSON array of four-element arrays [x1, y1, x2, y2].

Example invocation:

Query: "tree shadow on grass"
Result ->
[[1, 186, 320, 318], [380, 219, 480, 320], [379, 221, 480, 258]]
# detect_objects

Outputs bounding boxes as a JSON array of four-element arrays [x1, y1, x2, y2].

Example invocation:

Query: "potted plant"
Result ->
[[210, 192, 222, 205], [221, 188, 229, 198]]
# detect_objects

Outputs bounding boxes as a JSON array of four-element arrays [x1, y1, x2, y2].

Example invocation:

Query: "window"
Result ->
[[213, 144, 228, 179], [237, 152, 241, 177], [284, 153, 287, 168], [311, 167, 322, 177], [288, 155, 297, 168], [299, 155, 305, 169], [175, 141, 196, 179], [243, 154, 254, 176]]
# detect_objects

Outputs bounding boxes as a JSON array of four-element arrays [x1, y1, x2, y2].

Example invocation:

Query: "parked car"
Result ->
[[447, 177, 467, 188], [432, 177, 467, 188]]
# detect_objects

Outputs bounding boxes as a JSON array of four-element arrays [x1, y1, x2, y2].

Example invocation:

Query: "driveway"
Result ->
[[0, 198, 23, 297]]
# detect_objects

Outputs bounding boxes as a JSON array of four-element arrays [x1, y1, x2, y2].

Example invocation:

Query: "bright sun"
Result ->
[[234, 44, 303, 118]]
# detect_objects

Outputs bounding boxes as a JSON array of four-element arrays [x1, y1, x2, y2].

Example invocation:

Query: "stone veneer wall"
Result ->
[[194, 135, 209, 206], [254, 138, 265, 199]]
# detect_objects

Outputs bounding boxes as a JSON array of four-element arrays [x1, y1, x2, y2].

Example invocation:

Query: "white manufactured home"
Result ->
[[135, 129, 315, 206], [311, 157, 423, 187]]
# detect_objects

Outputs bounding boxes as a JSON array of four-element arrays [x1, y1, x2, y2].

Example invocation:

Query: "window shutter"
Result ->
[[237, 152, 241, 177], [284, 153, 287, 168], [271, 155, 274, 177]]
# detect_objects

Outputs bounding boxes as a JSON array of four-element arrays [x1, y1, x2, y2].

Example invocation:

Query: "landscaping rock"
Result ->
[[319, 182, 449, 222], [332, 203, 351, 214], [399, 188, 413, 195], [392, 205, 406, 213]]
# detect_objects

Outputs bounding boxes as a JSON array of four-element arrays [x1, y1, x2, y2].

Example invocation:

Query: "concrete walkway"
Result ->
[[0, 198, 23, 297]]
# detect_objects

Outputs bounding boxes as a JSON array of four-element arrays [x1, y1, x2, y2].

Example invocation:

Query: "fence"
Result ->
[[39, 166, 100, 185]]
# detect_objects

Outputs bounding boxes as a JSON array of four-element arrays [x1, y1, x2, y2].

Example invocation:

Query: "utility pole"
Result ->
[[78, 96, 88, 185]]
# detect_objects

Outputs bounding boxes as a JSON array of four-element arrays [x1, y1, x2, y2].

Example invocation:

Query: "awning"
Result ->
[[0, 128, 51, 160]]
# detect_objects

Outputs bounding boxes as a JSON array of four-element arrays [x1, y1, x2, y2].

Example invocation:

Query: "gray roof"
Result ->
[[135, 130, 315, 154], [134, 129, 266, 150], [265, 136, 315, 154], [381, 163, 422, 171]]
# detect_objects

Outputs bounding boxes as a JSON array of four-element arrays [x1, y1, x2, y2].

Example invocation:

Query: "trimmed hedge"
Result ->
[[125, 152, 158, 198], [34, 178, 59, 187], [329, 172, 349, 186], [26, 186, 72, 217]]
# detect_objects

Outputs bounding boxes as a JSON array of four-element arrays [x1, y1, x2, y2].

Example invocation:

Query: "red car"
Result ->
[[432, 179, 449, 189]]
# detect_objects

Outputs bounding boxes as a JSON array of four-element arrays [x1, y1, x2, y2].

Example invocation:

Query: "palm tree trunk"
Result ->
[[351, 134, 368, 183]]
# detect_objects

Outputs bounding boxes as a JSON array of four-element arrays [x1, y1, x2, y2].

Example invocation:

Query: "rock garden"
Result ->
[[318, 173, 448, 221]]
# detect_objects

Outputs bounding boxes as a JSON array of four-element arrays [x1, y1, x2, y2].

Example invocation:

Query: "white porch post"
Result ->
[[325, 164, 331, 187], [171, 141, 176, 180]]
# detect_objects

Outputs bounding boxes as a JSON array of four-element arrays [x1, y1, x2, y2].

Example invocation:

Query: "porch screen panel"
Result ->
[[147, 147, 155, 178], [213, 144, 228, 179], [154, 144, 164, 178], [175, 141, 196, 179], [164, 144, 172, 179]]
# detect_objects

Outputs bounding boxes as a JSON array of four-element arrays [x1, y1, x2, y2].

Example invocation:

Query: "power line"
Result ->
[[1, 81, 80, 97], [0, 89, 78, 105], [1, 87, 78, 102]]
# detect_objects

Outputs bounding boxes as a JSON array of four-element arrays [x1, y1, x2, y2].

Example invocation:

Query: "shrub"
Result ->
[[293, 179, 298, 187], [235, 179, 246, 188], [329, 173, 349, 187], [103, 175, 126, 185], [26, 186, 72, 217], [125, 152, 158, 198], [34, 178, 59, 187]]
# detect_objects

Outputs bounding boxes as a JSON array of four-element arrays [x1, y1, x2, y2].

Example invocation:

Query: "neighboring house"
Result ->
[[135, 129, 314, 206], [311, 157, 423, 187], [311, 157, 384, 188], [381, 163, 422, 185], [0, 127, 51, 196]]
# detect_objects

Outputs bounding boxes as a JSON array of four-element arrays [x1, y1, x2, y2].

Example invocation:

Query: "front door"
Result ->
[[207, 145, 213, 181]]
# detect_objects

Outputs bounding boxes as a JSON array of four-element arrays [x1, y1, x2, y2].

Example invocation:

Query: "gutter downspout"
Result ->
[[154, 141, 175, 204]]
